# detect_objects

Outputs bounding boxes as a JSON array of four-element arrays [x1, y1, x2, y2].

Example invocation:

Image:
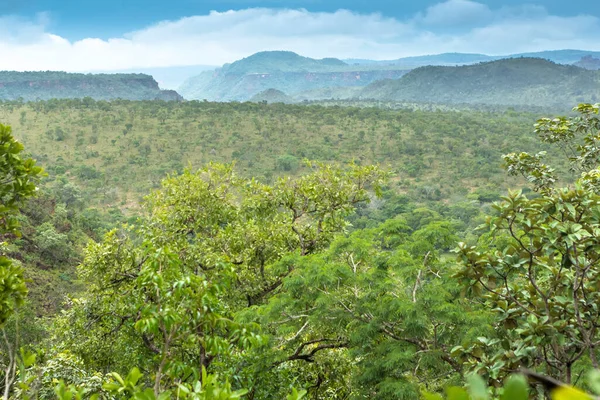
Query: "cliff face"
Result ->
[[0, 72, 183, 101], [179, 69, 409, 101]]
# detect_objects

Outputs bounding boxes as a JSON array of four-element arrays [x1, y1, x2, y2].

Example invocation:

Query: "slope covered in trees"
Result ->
[[360, 58, 600, 109], [5, 99, 600, 398], [0, 99, 565, 210], [0, 71, 183, 101], [179, 50, 600, 103], [3, 103, 600, 399]]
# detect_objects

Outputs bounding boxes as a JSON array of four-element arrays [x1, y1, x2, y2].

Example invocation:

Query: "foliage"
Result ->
[[52, 162, 387, 397], [454, 187, 600, 384], [504, 103, 600, 190], [7, 96, 600, 398], [0, 123, 42, 326], [455, 104, 600, 386], [259, 215, 488, 399], [0, 98, 552, 209]]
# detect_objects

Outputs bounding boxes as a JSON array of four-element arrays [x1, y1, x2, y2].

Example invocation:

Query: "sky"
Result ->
[[1, 0, 599, 71]]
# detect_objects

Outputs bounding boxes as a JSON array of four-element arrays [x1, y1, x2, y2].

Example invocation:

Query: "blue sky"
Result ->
[[1, 0, 599, 71], [3, 0, 599, 40]]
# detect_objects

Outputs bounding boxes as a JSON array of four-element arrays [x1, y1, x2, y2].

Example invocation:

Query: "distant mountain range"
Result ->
[[0, 71, 182, 101], [358, 58, 599, 108], [345, 49, 600, 67], [247, 58, 600, 110], [178, 51, 410, 101], [179, 49, 600, 104], [2, 49, 599, 106]]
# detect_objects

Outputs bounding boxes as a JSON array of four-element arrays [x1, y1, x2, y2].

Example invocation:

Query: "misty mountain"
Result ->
[[219, 51, 347, 74], [178, 51, 409, 101], [574, 56, 600, 70], [346, 49, 600, 67], [359, 58, 600, 108]]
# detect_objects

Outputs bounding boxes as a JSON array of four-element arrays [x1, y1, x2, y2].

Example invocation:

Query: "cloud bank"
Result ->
[[0, 0, 599, 71]]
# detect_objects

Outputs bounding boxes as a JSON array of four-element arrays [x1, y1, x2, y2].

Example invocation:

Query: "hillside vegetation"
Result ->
[[180, 51, 600, 106], [4, 96, 600, 399], [0, 71, 183, 101], [2, 101, 600, 399], [0, 99, 566, 213], [360, 58, 600, 109]]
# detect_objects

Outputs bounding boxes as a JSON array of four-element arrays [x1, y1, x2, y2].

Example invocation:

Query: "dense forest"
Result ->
[[3, 97, 600, 399], [0, 98, 569, 205]]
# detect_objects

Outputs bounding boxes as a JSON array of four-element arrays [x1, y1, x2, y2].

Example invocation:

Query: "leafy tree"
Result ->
[[0, 123, 42, 398], [53, 162, 386, 396], [423, 372, 598, 400], [454, 104, 600, 385], [255, 212, 490, 399], [0, 123, 42, 325]]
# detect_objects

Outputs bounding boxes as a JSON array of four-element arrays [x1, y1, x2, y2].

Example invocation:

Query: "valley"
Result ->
[[1, 36, 600, 399]]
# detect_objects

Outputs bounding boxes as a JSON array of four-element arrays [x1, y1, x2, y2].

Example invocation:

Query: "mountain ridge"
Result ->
[[359, 57, 600, 108], [345, 49, 600, 67], [178, 54, 410, 101], [178, 49, 600, 103], [0, 71, 183, 101], [221, 51, 348, 74]]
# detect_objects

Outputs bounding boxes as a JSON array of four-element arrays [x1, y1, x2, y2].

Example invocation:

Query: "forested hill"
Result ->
[[178, 51, 409, 101], [0, 99, 561, 211], [360, 58, 600, 108], [0, 71, 183, 101], [220, 51, 348, 73]]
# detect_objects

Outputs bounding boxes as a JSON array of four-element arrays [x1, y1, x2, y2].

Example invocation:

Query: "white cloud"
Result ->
[[0, 2, 599, 71], [0, 12, 50, 44], [417, 0, 493, 28]]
